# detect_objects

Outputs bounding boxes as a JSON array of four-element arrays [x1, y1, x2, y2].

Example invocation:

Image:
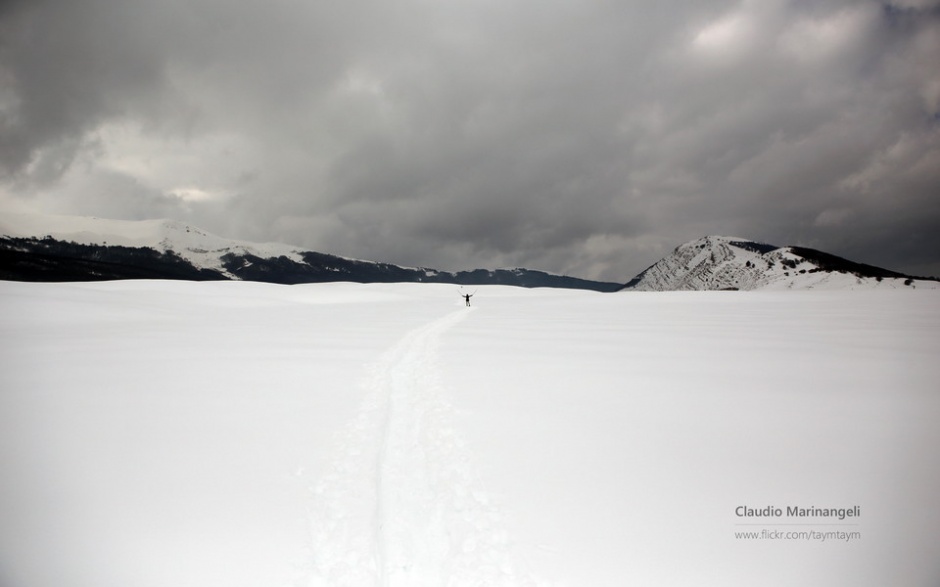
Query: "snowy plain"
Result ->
[[1, 280, 938, 587]]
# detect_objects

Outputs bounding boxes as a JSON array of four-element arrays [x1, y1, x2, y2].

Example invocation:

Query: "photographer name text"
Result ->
[[735, 505, 860, 521]]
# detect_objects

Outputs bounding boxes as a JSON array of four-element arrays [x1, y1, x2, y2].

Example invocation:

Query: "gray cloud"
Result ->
[[1, 0, 939, 281]]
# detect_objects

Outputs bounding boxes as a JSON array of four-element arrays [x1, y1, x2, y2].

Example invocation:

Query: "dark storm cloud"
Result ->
[[1, 0, 939, 280], [0, 0, 170, 176]]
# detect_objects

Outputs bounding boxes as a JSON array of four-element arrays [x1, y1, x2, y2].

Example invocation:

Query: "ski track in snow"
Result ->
[[299, 308, 541, 587]]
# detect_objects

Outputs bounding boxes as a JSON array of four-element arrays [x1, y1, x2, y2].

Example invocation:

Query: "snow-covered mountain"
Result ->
[[622, 235, 938, 291], [0, 213, 622, 291], [0, 212, 310, 272]]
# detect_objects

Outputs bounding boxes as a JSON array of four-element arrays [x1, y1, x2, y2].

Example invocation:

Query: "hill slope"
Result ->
[[622, 235, 938, 291]]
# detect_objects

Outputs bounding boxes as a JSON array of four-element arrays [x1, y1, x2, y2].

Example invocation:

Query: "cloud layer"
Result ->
[[2, 0, 939, 280]]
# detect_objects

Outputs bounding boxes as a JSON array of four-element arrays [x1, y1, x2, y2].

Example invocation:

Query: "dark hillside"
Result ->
[[0, 237, 227, 282]]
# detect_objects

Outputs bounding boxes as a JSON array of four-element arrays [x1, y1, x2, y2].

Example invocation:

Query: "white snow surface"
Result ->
[[1, 280, 939, 586], [625, 235, 939, 291]]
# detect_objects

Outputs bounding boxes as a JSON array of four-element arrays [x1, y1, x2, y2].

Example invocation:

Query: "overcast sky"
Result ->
[[1, 0, 938, 281]]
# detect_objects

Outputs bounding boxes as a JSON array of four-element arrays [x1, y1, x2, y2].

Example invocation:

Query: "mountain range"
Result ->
[[1, 214, 936, 291], [0, 213, 622, 291]]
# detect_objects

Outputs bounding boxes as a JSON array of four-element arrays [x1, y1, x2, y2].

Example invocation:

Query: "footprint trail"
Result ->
[[303, 308, 540, 587]]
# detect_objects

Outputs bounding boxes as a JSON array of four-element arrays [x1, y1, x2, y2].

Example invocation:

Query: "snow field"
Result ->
[[443, 290, 940, 586], [1, 281, 938, 586]]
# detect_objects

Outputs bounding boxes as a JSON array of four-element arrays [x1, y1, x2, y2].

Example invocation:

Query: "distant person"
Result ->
[[463, 293, 473, 306]]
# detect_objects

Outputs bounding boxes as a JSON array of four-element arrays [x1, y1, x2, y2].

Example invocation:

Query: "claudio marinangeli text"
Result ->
[[736, 505, 861, 520]]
